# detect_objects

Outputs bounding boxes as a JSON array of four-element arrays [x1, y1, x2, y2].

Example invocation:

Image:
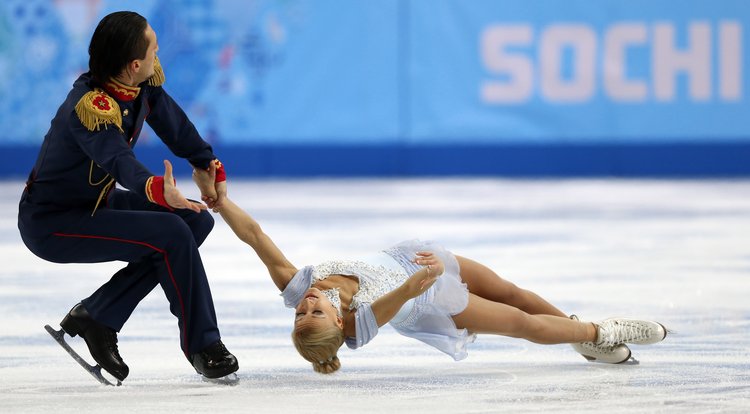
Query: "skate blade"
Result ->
[[580, 352, 639, 365], [620, 356, 640, 365], [44, 324, 122, 386], [201, 372, 240, 386]]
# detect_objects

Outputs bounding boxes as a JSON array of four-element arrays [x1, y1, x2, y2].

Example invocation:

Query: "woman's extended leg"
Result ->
[[456, 256, 567, 317], [451, 293, 597, 344]]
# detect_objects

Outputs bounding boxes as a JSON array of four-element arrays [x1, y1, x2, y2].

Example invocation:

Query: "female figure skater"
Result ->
[[194, 165, 666, 374]]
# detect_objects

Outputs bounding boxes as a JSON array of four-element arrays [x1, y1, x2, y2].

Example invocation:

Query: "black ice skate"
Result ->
[[190, 340, 239, 385], [44, 324, 121, 386], [55, 303, 129, 382]]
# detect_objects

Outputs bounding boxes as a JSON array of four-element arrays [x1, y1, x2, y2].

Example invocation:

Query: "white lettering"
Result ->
[[604, 23, 648, 101], [540, 25, 597, 102], [653, 22, 712, 101], [719, 21, 742, 100], [480, 25, 534, 103], [480, 21, 743, 104]]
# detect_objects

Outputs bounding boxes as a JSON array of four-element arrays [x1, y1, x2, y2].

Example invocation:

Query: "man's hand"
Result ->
[[164, 160, 206, 213]]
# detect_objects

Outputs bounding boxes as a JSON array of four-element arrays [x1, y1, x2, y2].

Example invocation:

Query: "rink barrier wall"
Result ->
[[3, 142, 749, 178]]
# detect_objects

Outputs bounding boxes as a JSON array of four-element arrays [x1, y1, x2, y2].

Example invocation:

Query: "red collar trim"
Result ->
[[102, 78, 141, 102]]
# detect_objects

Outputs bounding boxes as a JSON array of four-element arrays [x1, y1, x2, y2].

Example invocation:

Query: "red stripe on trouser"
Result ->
[[52, 232, 190, 356]]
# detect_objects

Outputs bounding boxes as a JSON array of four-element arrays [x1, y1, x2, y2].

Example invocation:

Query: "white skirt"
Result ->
[[383, 239, 476, 361]]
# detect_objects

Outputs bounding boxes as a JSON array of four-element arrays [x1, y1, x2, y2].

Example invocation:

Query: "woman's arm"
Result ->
[[216, 197, 298, 291], [193, 164, 297, 290], [369, 252, 444, 326]]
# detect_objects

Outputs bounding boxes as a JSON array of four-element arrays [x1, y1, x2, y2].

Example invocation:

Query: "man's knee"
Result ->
[[161, 214, 197, 241], [192, 210, 214, 244]]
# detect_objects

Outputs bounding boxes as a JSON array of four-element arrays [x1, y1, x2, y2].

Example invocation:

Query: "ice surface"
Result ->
[[1, 178, 748, 413]]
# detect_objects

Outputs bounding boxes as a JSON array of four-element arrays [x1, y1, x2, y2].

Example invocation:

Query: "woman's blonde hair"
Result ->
[[292, 324, 345, 374]]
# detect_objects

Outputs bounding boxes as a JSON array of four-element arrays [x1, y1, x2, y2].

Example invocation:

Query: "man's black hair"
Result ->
[[88, 11, 149, 84]]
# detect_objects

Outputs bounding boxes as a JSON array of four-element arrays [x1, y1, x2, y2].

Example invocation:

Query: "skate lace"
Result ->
[[203, 341, 229, 362], [571, 315, 610, 352], [597, 320, 652, 347], [103, 329, 123, 360], [578, 341, 614, 352]]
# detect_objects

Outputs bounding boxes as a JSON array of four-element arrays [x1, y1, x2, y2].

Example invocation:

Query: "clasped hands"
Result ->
[[191, 159, 226, 211]]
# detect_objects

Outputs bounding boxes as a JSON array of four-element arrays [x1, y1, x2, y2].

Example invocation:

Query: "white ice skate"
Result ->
[[595, 318, 667, 347], [569, 315, 632, 364]]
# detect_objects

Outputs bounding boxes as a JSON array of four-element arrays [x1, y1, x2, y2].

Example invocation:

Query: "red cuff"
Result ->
[[145, 176, 174, 211], [214, 160, 226, 183]]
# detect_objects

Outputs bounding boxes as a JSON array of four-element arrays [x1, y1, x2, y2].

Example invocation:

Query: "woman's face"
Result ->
[[294, 288, 343, 331]]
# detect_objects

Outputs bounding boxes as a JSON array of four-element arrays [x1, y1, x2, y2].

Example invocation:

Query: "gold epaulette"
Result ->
[[147, 55, 166, 87], [74, 88, 123, 132]]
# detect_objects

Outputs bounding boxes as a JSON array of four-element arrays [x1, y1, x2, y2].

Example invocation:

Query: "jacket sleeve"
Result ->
[[145, 86, 217, 171]]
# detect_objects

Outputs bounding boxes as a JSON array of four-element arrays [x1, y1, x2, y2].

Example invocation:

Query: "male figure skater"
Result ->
[[18, 11, 237, 382]]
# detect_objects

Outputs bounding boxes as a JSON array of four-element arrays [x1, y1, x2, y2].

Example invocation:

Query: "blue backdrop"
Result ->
[[1, 0, 749, 177]]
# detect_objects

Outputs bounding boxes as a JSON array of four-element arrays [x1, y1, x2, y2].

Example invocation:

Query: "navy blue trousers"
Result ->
[[20, 189, 219, 357]]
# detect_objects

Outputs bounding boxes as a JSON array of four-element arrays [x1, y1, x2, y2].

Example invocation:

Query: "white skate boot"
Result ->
[[569, 315, 632, 364], [595, 318, 667, 347]]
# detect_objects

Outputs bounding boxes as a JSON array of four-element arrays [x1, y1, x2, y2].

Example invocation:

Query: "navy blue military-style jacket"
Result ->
[[20, 63, 218, 238]]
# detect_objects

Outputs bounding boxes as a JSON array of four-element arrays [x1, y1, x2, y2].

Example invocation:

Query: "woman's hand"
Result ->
[[414, 251, 445, 279], [401, 252, 445, 298]]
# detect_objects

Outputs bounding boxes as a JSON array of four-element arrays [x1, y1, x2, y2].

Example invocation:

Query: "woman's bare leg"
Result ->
[[456, 256, 567, 317], [452, 293, 597, 344]]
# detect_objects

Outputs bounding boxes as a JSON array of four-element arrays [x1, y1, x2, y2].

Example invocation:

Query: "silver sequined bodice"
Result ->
[[320, 287, 343, 317], [311, 258, 410, 312]]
